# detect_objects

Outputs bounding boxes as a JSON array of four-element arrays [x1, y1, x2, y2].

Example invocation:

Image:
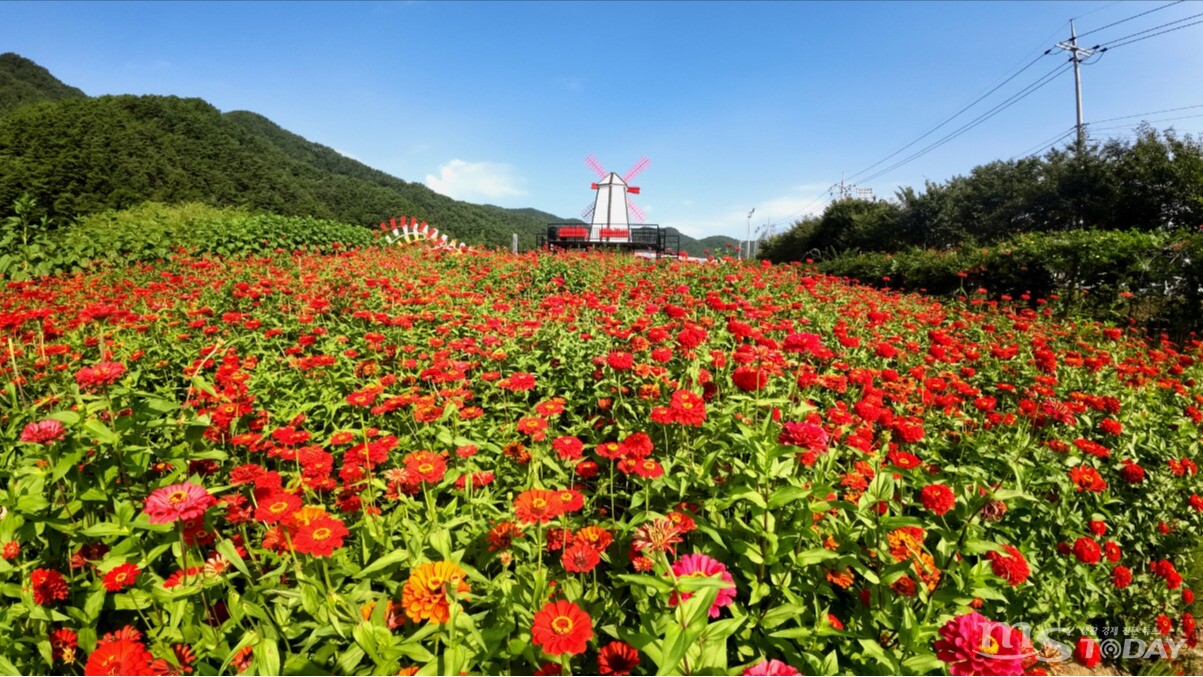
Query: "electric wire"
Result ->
[[1095, 10, 1203, 50], [1011, 126, 1078, 160], [857, 62, 1073, 185], [1089, 103, 1203, 125], [1075, 0, 1183, 39]]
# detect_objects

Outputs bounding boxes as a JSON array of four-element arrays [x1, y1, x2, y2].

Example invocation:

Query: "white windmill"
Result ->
[[580, 155, 650, 242]]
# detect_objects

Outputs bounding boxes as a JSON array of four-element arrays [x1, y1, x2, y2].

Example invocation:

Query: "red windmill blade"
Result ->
[[585, 155, 607, 180], [622, 156, 650, 183], [627, 198, 647, 223]]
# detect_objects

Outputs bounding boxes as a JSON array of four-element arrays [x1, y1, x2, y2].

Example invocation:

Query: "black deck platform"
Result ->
[[538, 224, 680, 255]]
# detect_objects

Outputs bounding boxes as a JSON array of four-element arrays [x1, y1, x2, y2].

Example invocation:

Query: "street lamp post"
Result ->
[[745, 208, 755, 260]]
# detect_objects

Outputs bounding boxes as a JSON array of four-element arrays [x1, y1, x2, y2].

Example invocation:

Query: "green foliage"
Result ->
[[0, 201, 376, 280], [816, 229, 1203, 336], [762, 127, 1203, 262], [0, 53, 87, 117], [0, 90, 559, 250]]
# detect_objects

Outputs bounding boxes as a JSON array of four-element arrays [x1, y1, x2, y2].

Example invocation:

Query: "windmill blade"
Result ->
[[585, 155, 607, 179], [580, 203, 596, 220], [627, 198, 647, 223], [622, 156, 650, 183]]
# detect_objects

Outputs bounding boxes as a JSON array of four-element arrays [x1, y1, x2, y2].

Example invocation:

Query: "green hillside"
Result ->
[[0, 54, 730, 254], [0, 53, 86, 116]]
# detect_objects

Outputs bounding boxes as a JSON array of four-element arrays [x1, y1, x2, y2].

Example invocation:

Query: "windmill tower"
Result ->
[[581, 155, 650, 242]]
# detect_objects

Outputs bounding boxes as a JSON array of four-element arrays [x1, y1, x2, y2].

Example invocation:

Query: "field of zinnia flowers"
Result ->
[[1, 241, 1201, 675]]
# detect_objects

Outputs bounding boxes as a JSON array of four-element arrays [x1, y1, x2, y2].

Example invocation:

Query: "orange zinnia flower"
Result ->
[[401, 561, 470, 624], [513, 489, 565, 524]]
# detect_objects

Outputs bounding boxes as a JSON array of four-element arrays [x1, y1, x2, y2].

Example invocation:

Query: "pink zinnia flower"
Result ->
[[669, 553, 737, 618], [934, 612, 1030, 676], [742, 659, 801, 676], [20, 419, 66, 444], [143, 483, 216, 524], [777, 422, 829, 452], [74, 361, 126, 388]]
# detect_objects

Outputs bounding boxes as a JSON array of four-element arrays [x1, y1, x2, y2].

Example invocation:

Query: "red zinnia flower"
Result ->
[[553, 436, 584, 460], [102, 563, 140, 592], [1074, 637, 1100, 668], [144, 483, 216, 525], [1072, 537, 1101, 565], [668, 389, 706, 426], [31, 568, 69, 606], [254, 491, 301, 524], [986, 545, 1030, 586], [1111, 565, 1132, 588], [83, 638, 157, 676], [1068, 466, 1107, 493], [531, 600, 593, 656], [562, 542, 601, 573], [404, 450, 447, 484], [50, 627, 78, 663], [1119, 460, 1145, 485], [634, 458, 664, 479], [607, 351, 634, 371], [920, 484, 955, 516], [597, 641, 640, 675], [292, 515, 350, 557]]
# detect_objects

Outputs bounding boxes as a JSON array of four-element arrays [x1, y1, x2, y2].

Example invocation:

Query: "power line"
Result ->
[[1090, 103, 1203, 125], [1011, 126, 1077, 160], [1076, 0, 1183, 38], [1088, 113, 1203, 132], [857, 62, 1073, 185], [1095, 10, 1203, 50], [843, 53, 1054, 184]]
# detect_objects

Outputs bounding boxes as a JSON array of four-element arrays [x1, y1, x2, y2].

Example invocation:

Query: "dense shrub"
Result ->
[[0, 201, 376, 280], [817, 229, 1203, 337]]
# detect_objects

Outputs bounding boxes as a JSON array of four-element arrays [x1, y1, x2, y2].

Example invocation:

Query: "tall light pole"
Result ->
[[745, 208, 755, 260]]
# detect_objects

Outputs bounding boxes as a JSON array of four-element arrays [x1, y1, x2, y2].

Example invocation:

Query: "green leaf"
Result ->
[[358, 548, 409, 578], [617, 574, 674, 594], [216, 538, 251, 579], [794, 549, 839, 566], [83, 419, 119, 445], [768, 485, 810, 508]]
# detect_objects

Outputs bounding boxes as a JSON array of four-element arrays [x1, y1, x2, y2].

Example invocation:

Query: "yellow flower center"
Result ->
[[313, 528, 332, 540], [532, 498, 547, 509], [169, 490, 189, 504], [418, 463, 434, 474], [551, 615, 574, 635], [427, 577, 444, 592], [981, 636, 1000, 655], [270, 501, 289, 513]]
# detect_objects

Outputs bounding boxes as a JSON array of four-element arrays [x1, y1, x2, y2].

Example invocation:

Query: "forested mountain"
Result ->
[[0, 53, 86, 116], [0, 54, 730, 254]]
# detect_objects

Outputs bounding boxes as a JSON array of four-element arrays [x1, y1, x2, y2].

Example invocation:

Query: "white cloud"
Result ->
[[425, 160, 528, 200]]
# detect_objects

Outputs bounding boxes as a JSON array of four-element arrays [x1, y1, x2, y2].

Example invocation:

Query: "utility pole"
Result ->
[[1055, 20, 1095, 153], [744, 208, 755, 260]]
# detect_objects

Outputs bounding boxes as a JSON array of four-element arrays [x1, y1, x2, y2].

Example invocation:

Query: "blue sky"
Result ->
[[3, 1, 1202, 240]]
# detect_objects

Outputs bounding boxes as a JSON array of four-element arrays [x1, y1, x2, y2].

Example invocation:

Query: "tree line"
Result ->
[[759, 127, 1203, 261]]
